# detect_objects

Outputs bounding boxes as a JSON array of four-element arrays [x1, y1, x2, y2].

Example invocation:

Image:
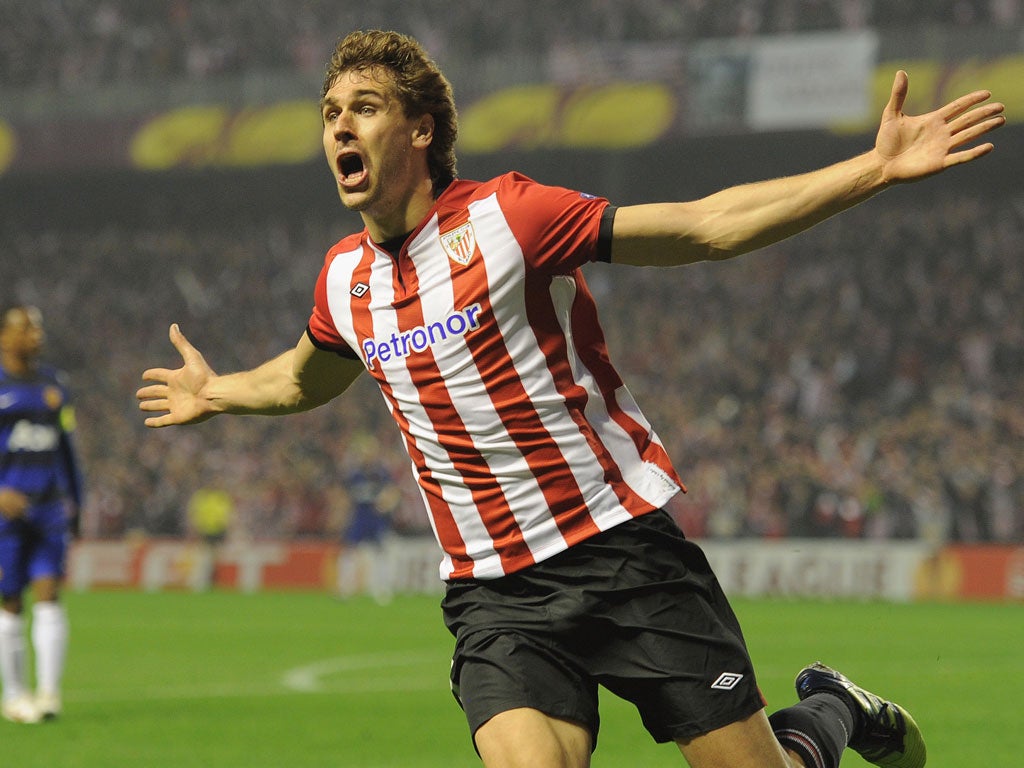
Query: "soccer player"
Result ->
[[137, 30, 1003, 768], [336, 432, 401, 603], [186, 482, 234, 590], [0, 305, 83, 723]]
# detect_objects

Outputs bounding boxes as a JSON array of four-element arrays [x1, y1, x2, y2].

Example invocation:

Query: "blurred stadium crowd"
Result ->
[[1, 0, 1020, 89], [5, 185, 1021, 546], [2, 1, 1020, 547]]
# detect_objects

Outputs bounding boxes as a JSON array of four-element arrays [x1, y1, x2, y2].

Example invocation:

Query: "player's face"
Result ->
[[0, 307, 44, 361], [321, 69, 433, 236]]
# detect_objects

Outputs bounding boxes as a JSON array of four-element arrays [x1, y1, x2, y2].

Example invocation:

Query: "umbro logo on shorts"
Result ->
[[710, 672, 744, 690]]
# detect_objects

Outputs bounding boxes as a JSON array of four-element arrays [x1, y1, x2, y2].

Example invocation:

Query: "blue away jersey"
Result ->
[[0, 362, 84, 513]]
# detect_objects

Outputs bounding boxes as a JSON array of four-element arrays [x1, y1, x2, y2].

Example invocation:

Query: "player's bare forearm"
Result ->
[[137, 325, 363, 427], [136, 325, 303, 427], [612, 151, 884, 266], [204, 351, 311, 416], [611, 71, 1004, 268]]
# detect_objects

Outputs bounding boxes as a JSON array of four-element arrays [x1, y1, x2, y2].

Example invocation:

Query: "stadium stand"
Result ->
[[0, 0, 1020, 89], [1, 2, 1019, 545]]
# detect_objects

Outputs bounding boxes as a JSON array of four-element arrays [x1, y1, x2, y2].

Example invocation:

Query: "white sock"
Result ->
[[0, 610, 29, 702], [31, 601, 68, 697], [337, 551, 358, 597], [370, 542, 394, 604]]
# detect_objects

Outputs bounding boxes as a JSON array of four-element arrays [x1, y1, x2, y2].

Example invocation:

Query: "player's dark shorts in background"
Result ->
[[442, 510, 766, 748], [0, 509, 70, 596]]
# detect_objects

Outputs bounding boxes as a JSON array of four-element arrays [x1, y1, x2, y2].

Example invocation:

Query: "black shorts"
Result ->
[[442, 510, 765, 748]]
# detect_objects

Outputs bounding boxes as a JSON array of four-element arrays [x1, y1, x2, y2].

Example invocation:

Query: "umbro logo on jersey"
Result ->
[[351, 282, 370, 298], [710, 672, 744, 691], [440, 221, 476, 266]]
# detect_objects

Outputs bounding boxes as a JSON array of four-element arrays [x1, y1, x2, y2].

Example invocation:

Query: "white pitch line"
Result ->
[[65, 650, 449, 704], [281, 650, 446, 692]]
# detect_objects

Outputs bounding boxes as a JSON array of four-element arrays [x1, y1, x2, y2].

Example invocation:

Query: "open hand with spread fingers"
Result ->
[[874, 70, 1005, 184]]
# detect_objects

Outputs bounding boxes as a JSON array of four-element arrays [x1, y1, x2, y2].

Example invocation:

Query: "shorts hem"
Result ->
[[653, 698, 766, 744]]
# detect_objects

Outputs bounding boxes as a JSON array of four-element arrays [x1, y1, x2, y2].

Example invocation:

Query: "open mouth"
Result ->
[[337, 153, 367, 186]]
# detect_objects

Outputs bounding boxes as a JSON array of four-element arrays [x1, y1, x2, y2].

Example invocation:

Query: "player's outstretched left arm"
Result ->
[[611, 71, 1005, 267]]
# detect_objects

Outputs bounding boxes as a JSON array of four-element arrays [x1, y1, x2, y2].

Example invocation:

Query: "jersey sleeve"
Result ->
[[495, 172, 612, 274], [307, 250, 358, 358], [59, 426, 84, 536], [52, 372, 85, 511]]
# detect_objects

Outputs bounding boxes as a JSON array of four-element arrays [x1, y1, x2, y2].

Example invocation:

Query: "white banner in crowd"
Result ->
[[745, 30, 879, 131]]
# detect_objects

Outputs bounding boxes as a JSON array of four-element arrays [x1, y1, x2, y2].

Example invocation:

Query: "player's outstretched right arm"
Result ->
[[136, 324, 363, 428]]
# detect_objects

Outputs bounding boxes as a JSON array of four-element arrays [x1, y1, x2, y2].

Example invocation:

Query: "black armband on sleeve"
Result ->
[[596, 205, 617, 263], [305, 325, 359, 360]]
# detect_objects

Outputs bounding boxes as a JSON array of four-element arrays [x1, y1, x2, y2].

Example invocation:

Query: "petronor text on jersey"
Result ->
[[361, 303, 483, 370]]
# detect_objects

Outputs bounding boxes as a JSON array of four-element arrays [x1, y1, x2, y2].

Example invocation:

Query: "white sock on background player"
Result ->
[[31, 601, 67, 700], [0, 609, 33, 707]]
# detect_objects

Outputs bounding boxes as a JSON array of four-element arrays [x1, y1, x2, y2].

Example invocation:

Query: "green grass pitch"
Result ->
[[2, 590, 1019, 767]]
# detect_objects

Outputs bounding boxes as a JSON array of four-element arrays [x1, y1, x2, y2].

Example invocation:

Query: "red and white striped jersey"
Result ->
[[308, 172, 683, 580]]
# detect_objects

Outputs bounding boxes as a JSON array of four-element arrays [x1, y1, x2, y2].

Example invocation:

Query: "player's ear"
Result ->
[[412, 114, 434, 148]]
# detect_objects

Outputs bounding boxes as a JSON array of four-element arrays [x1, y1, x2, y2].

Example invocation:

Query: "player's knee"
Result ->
[[31, 576, 59, 603], [475, 708, 591, 768]]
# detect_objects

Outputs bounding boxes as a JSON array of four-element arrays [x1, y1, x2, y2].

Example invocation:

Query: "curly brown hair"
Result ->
[[322, 30, 458, 194]]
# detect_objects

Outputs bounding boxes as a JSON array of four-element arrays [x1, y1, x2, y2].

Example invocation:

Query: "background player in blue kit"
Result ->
[[0, 305, 83, 723], [336, 432, 402, 603]]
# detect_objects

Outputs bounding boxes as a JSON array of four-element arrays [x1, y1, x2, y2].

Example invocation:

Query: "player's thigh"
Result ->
[[450, 628, 600, 749], [0, 530, 29, 599], [28, 528, 67, 583], [476, 707, 592, 768], [676, 709, 797, 768]]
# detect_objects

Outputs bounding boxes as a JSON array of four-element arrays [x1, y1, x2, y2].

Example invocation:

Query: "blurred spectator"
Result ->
[[0, 0, 1019, 92]]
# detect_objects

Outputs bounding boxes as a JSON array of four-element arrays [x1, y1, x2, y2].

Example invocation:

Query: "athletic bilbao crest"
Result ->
[[440, 221, 476, 266]]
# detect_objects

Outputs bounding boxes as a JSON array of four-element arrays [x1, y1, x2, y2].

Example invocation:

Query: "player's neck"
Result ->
[[362, 176, 437, 243]]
